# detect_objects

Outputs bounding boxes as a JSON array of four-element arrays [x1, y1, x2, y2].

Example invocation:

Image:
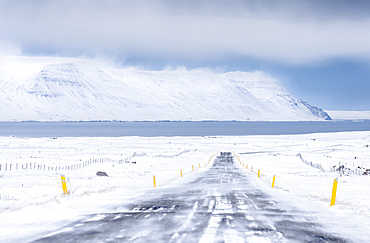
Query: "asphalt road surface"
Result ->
[[34, 152, 344, 242]]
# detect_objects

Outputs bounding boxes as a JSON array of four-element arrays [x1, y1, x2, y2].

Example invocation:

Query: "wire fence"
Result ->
[[297, 153, 369, 176], [0, 152, 147, 172], [297, 153, 325, 172]]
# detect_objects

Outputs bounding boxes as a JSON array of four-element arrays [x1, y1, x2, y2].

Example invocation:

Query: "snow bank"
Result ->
[[1, 132, 370, 241], [326, 110, 370, 120]]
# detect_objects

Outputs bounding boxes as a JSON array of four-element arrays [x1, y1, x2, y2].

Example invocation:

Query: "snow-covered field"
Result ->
[[1, 132, 370, 242], [326, 110, 370, 120]]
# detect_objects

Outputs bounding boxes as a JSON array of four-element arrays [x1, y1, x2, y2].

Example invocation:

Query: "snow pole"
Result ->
[[246, 164, 248, 170], [198, 163, 201, 168], [258, 169, 260, 178], [330, 178, 338, 206], [180, 170, 183, 178], [192, 165, 194, 171], [204, 163, 206, 167], [153, 175, 156, 188], [60, 174, 69, 195], [272, 175, 276, 188]]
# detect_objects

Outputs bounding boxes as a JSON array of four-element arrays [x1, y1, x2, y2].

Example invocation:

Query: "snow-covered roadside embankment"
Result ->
[[234, 131, 370, 241]]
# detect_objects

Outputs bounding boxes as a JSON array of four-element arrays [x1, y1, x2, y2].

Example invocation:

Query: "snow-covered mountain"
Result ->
[[0, 56, 331, 121]]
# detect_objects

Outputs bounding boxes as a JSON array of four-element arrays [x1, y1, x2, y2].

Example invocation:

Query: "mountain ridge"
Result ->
[[0, 56, 331, 121]]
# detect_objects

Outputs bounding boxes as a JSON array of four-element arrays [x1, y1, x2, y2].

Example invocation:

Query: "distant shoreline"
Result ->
[[0, 119, 369, 123], [326, 110, 370, 120]]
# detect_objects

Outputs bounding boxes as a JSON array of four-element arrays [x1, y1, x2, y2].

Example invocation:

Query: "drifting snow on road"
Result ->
[[34, 152, 344, 242]]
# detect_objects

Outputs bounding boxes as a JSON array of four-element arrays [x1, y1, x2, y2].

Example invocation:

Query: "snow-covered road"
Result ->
[[33, 152, 344, 242]]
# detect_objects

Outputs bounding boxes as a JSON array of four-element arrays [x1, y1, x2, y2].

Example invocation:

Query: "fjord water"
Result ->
[[1, 121, 370, 137]]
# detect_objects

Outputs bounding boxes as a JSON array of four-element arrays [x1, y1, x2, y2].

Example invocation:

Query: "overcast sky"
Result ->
[[1, 0, 370, 110]]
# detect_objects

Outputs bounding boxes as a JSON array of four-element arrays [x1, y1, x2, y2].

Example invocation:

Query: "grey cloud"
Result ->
[[1, 0, 370, 64]]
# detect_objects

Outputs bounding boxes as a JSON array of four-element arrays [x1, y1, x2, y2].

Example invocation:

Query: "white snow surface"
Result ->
[[0, 56, 330, 121], [1, 132, 370, 242], [326, 110, 370, 120]]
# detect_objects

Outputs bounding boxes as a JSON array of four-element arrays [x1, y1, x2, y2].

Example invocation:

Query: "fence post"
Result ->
[[330, 178, 338, 206]]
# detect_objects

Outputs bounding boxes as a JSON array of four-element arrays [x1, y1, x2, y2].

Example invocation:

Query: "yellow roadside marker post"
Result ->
[[60, 174, 69, 195], [192, 165, 195, 171], [272, 175, 276, 188], [246, 165, 248, 170], [180, 170, 183, 178], [258, 169, 260, 178], [330, 178, 338, 206], [153, 176, 156, 188]]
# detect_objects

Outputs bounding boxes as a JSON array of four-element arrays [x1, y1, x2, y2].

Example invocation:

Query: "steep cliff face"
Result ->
[[0, 56, 331, 121]]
